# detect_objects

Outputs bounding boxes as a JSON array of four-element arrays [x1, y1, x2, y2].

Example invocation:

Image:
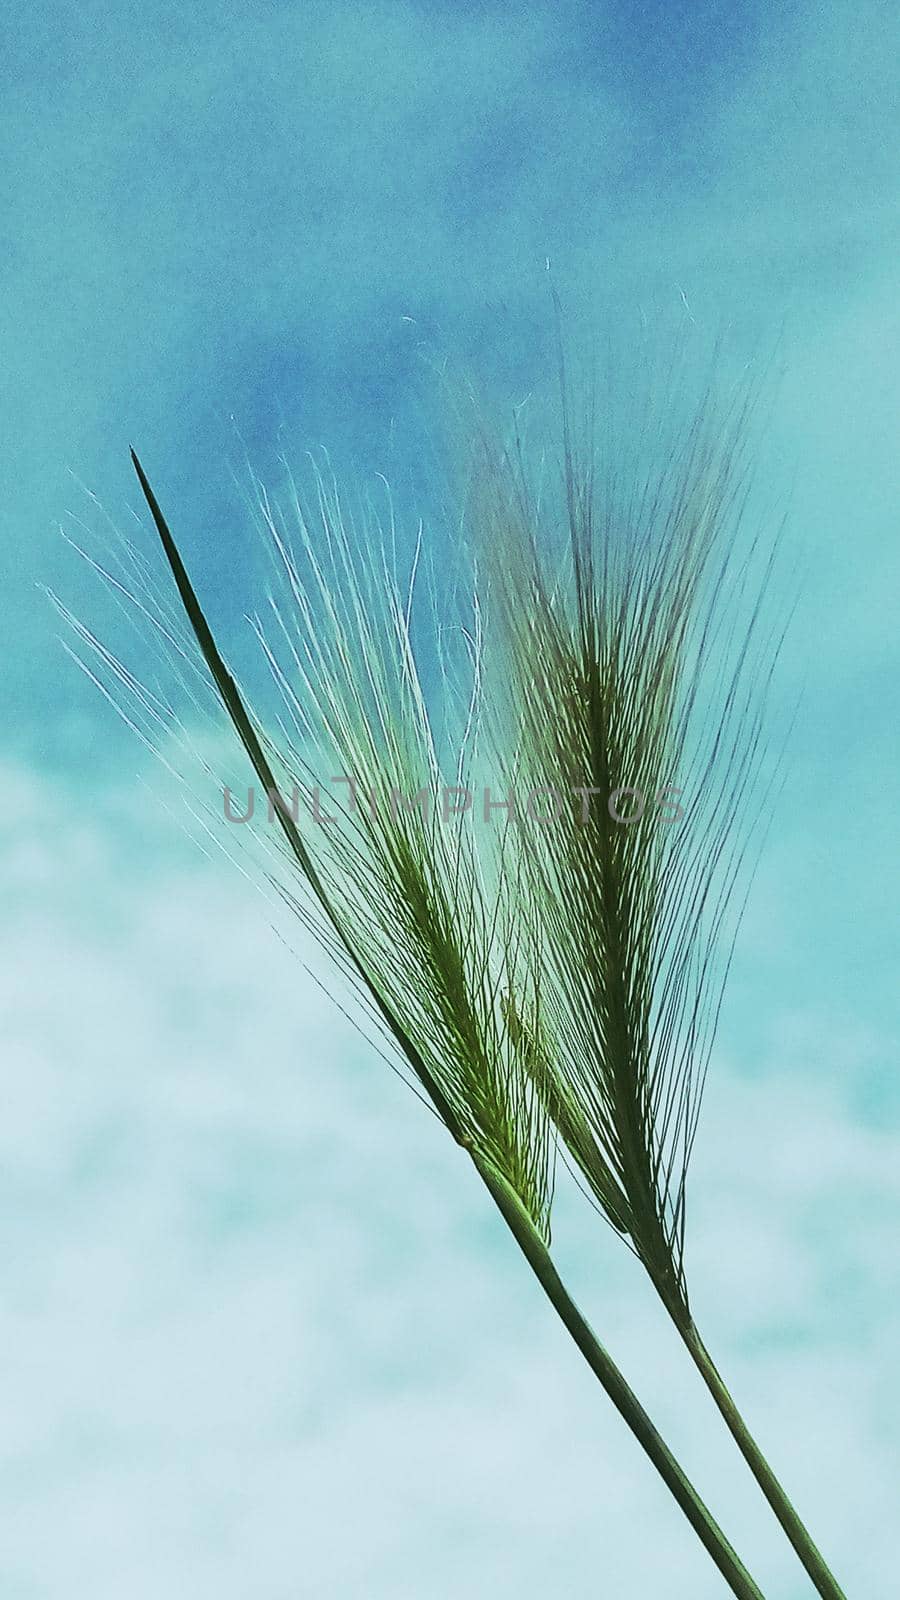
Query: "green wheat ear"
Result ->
[[454, 336, 848, 1600], [64, 437, 770, 1599], [128, 447, 556, 1240]]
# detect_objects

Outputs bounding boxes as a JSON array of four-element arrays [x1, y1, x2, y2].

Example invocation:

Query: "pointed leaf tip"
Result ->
[[130, 448, 149, 493]]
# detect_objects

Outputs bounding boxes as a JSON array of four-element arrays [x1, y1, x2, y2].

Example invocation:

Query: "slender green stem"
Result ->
[[474, 1156, 767, 1600], [677, 1319, 848, 1600]]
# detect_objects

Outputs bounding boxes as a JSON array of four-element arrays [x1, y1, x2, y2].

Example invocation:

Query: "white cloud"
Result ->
[[1, 760, 897, 1596]]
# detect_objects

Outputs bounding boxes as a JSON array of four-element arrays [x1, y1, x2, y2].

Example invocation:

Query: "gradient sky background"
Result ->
[[2, 2, 898, 1596]]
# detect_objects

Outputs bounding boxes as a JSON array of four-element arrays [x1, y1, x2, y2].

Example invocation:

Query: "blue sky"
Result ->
[[2, 1, 899, 1595]]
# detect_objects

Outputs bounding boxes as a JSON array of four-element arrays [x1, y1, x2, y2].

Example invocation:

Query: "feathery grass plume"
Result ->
[[238, 447, 557, 1238], [450, 317, 848, 1600], [55, 431, 771, 1599]]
